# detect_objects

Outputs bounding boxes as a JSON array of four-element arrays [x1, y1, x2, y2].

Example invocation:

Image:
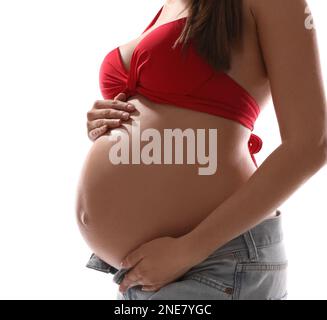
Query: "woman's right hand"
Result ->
[[87, 93, 136, 141]]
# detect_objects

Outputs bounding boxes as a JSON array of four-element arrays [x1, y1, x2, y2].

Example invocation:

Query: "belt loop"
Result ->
[[243, 229, 259, 261]]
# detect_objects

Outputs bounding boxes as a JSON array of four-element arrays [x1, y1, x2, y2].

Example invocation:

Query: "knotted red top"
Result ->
[[99, 5, 263, 168]]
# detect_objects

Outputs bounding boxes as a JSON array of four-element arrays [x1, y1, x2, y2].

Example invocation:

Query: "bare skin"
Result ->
[[115, 0, 327, 293], [76, 0, 276, 270], [76, 0, 326, 293]]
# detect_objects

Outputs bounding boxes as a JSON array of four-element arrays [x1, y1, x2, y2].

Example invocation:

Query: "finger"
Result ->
[[93, 99, 135, 112], [119, 269, 144, 292], [87, 119, 121, 131], [120, 250, 144, 269], [114, 92, 127, 101], [87, 109, 130, 121], [88, 125, 108, 141], [141, 286, 160, 292], [119, 280, 143, 292]]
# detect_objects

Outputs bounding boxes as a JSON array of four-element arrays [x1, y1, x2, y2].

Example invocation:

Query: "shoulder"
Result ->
[[244, 0, 325, 145], [242, 0, 317, 66], [247, 0, 310, 26]]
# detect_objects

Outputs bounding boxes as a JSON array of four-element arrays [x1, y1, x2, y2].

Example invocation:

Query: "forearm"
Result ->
[[182, 140, 327, 265]]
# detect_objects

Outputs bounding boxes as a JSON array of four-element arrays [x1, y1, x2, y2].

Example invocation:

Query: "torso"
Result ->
[[76, 0, 276, 270]]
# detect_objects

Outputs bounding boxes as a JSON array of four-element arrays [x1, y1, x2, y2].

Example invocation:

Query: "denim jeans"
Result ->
[[86, 209, 288, 300]]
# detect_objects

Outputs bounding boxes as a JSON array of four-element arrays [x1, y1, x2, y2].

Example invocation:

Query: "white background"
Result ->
[[0, 0, 326, 300]]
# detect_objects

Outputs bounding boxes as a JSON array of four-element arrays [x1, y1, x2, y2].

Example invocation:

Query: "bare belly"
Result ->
[[76, 95, 276, 269]]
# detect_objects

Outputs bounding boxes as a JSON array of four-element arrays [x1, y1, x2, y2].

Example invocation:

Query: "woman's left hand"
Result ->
[[118, 236, 199, 293]]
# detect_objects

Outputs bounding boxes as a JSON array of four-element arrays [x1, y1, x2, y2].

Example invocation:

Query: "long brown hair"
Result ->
[[174, 0, 244, 72]]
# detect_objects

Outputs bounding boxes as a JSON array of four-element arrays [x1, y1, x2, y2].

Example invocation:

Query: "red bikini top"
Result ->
[[99, 5, 263, 167]]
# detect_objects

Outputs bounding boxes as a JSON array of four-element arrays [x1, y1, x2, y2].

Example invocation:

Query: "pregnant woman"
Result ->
[[76, 0, 327, 300]]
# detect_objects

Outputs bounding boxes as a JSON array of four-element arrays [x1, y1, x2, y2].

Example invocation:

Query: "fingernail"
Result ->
[[127, 104, 135, 111], [122, 112, 130, 119]]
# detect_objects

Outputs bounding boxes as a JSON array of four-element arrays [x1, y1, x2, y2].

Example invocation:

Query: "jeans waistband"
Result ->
[[111, 209, 284, 285], [208, 209, 284, 261], [86, 209, 284, 279]]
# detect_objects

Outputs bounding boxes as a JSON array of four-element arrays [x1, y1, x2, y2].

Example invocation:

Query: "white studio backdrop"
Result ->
[[0, 0, 326, 300]]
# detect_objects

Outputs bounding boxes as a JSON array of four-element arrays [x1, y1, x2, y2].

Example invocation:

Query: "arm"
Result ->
[[182, 0, 327, 264], [118, 0, 327, 293]]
